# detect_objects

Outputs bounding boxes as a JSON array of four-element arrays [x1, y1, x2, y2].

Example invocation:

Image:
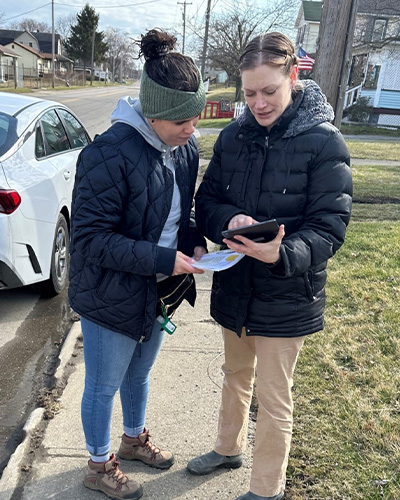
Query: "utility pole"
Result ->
[[178, 0, 191, 54], [51, 0, 55, 88], [313, 0, 359, 128], [200, 0, 212, 79], [90, 24, 96, 86]]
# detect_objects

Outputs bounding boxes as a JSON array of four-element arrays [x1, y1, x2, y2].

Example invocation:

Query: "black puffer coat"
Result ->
[[69, 122, 205, 341], [195, 80, 353, 338]]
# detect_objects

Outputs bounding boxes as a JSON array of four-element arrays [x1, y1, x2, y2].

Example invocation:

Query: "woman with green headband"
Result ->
[[68, 28, 207, 500]]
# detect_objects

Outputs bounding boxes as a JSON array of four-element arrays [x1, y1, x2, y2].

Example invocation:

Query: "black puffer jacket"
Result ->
[[195, 80, 353, 338], [69, 122, 205, 341]]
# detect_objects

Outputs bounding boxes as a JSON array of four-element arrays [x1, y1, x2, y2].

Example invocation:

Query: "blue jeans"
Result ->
[[80, 317, 165, 456]]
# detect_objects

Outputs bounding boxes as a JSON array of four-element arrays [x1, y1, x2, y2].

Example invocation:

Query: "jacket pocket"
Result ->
[[303, 271, 316, 302], [97, 269, 112, 300]]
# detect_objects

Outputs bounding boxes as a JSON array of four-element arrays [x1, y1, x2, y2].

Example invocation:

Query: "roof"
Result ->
[[0, 29, 61, 54], [0, 30, 22, 46], [31, 32, 61, 53], [302, 1, 322, 22]]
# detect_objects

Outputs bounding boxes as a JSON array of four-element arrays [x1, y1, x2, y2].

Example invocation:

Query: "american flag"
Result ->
[[298, 47, 315, 71]]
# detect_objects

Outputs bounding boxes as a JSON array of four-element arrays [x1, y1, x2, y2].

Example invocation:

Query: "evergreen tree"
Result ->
[[64, 4, 107, 78]]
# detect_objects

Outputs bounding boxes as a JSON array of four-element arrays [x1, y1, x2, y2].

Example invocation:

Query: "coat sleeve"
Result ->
[[195, 132, 247, 244], [278, 128, 353, 277], [70, 141, 175, 277]]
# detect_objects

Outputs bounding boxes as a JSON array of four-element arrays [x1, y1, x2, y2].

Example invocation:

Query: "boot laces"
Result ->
[[144, 432, 162, 458], [107, 458, 128, 485]]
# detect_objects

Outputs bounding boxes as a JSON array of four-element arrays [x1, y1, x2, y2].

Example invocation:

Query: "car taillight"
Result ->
[[0, 190, 22, 214]]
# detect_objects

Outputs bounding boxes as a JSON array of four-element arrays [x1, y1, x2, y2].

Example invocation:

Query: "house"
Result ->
[[5, 41, 72, 77], [0, 44, 21, 85], [0, 29, 73, 77], [295, 0, 322, 55], [351, 0, 400, 127], [295, 0, 400, 127]]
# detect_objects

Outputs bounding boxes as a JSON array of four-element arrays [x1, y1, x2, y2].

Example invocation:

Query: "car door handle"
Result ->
[[63, 170, 71, 180]]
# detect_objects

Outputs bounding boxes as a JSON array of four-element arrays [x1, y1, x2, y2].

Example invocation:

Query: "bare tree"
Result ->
[[192, 0, 298, 101], [104, 27, 137, 81], [56, 13, 77, 42], [8, 18, 51, 33]]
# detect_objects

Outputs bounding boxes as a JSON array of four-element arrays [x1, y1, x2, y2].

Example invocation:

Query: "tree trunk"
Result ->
[[234, 76, 242, 103], [313, 0, 359, 128]]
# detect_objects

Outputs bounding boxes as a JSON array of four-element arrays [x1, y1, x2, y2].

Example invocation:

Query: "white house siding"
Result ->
[[4, 43, 41, 74], [14, 32, 39, 51], [297, 21, 320, 53]]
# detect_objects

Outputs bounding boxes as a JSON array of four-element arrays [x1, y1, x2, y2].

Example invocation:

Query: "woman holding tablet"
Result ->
[[187, 32, 352, 500]]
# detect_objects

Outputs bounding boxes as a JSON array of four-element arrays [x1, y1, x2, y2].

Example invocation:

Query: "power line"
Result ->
[[3, 3, 52, 22], [54, 0, 163, 8]]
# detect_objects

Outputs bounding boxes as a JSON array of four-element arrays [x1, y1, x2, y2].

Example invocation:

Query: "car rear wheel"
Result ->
[[34, 213, 69, 297]]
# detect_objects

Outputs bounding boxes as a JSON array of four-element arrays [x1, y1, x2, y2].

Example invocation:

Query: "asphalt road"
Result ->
[[0, 83, 140, 477], [32, 82, 140, 138]]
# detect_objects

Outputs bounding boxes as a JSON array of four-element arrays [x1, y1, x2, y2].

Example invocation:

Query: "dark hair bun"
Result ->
[[140, 29, 177, 61]]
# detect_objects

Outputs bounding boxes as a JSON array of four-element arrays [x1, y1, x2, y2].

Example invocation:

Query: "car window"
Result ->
[[58, 109, 90, 149], [35, 125, 46, 158], [40, 110, 71, 155], [0, 113, 18, 157]]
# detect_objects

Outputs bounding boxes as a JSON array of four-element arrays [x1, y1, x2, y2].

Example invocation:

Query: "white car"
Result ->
[[0, 93, 91, 296]]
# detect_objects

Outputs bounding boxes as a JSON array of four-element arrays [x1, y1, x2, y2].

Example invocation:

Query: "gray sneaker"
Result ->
[[187, 450, 243, 475], [235, 492, 284, 500]]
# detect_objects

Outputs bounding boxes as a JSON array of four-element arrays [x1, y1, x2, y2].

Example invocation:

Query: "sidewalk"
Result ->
[[0, 272, 253, 500]]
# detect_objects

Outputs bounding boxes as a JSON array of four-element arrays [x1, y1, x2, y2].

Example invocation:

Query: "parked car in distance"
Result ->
[[0, 93, 91, 296]]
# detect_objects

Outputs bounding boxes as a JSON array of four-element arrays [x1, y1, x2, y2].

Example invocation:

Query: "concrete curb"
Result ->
[[0, 408, 44, 500], [0, 320, 82, 500]]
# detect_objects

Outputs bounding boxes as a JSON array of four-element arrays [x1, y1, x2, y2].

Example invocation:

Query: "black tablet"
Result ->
[[222, 219, 279, 243]]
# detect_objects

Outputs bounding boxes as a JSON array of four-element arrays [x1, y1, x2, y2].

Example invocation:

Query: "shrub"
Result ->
[[347, 96, 373, 122]]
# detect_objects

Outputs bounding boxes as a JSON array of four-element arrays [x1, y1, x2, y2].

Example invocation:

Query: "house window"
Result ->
[[364, 64, 381, 89], [29, 42, 33, 47], [372, 18, 387, 42]]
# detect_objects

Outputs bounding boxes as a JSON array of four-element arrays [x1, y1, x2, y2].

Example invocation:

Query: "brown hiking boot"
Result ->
[[84, 453, 143, 500], [118, 428, 174, 469]]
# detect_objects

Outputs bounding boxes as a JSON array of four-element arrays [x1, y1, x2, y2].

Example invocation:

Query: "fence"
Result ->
[[0, 64, 89, 89], [200, 101, 246, 120]]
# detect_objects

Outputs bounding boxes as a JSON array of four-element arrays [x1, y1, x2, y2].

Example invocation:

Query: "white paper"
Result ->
[[192, 249, 245, 271]]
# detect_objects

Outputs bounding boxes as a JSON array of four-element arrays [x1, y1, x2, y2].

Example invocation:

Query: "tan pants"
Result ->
[[215, 328, 305, 497]]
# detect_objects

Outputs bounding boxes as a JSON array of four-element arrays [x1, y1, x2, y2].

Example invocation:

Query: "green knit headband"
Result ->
[[140, 64, 206, 121]]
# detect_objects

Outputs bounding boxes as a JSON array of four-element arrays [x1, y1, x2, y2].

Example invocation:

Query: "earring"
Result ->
[[151, 119, 155, 123]]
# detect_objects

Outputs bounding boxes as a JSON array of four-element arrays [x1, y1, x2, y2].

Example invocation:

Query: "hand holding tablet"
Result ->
[[222, 219, 280, 243]]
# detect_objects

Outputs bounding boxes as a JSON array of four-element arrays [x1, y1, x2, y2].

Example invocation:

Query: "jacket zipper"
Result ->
[[160, 275, 193, 313]]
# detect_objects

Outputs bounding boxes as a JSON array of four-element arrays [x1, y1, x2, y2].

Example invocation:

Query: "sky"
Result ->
[[1, 0, 300, 58], [2, 0, 244, 40]]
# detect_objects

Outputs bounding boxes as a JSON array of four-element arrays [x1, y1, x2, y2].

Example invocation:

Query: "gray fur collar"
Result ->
[[284, 79, 334, 138]]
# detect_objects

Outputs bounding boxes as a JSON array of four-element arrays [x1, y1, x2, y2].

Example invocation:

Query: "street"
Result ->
[[0, 83, 140, 476]]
